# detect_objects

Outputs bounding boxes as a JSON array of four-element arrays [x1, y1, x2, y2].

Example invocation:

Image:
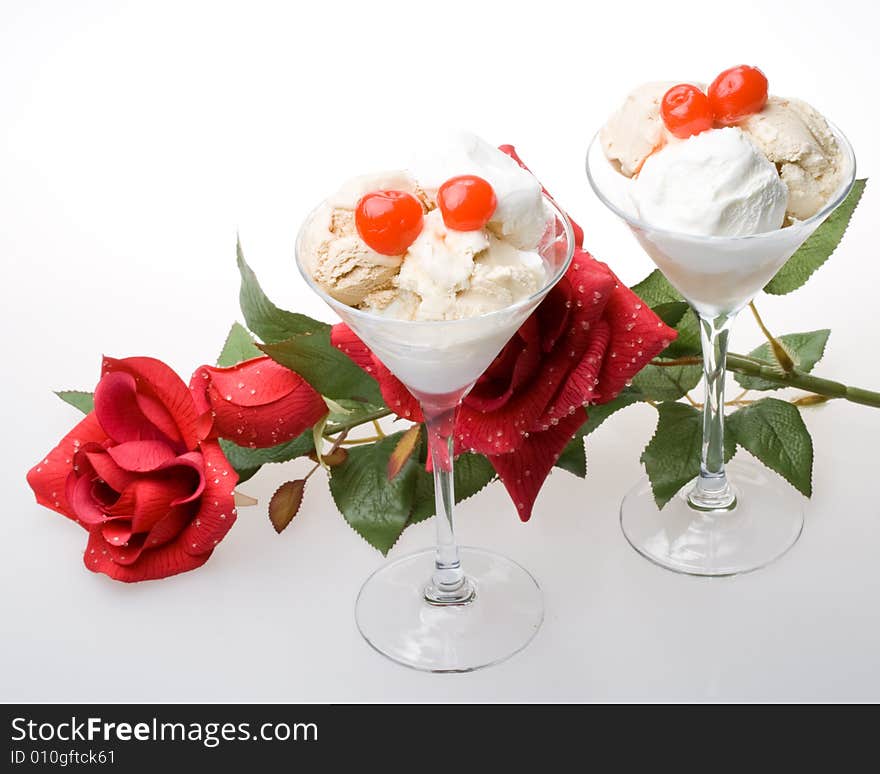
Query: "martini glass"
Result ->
[[296, 196, 575, 671], [586, 126, 856, 576]]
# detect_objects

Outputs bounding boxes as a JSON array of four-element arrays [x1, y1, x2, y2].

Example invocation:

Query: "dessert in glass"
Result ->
[[296, 132, 575, 671], [587, 66, 856, 576]]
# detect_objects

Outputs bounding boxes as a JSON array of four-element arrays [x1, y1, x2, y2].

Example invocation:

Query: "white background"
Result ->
[[2, 0, 879, 702]]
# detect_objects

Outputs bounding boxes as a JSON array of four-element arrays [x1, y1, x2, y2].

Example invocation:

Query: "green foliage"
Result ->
[[632, 360, 702, 401], [328, 431, 423, 555], [734, 330, 830, 391], [630, 270, 701, 357], [765, 179, 867, 295], [259, 333, 383, 405], [217, 322, 262, 366], [641, 403, 736, 509], [237, 239, 326, 343], [727, 398, 813, 497], [55, 391, 94, 414], [410, 453, 497, 525], [219, 433, 314, 482]]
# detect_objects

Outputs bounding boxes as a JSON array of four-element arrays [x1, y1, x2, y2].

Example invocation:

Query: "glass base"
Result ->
[[620, 458, 804, 577], [355, 547, 543, 673]]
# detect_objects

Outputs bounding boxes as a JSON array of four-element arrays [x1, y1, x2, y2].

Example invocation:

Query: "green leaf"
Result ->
[[237, 238, 326, 343], [328, 432, 421, 555], [631, 269, 682, 306], [632, 360, 702, 401], [325, 398, 386, 426], [410, 453, 497, 525], [652, 301, 689, 328], [727, 398, 813, 497], [734, 330, 831, 391], [765, 179, 867, 295], [55, 391, 94, 414], [641, 402, 736, 509], [259, 331, 383, 405], [630, 270, 701, 357], [217, 322, 262, 367], [219, 432, 314, 482], [555, 440, 587, 477], [663, 309, 702, 358]]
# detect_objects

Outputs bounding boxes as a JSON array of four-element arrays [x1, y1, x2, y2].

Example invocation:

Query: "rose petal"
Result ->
[[135, 390, 185, 444], [542, 320, 611, 423], [26, 412, 108, 525], [198, 357, 306, 408], [84, 449, 134, 492], [207, 380, 326, 448], [593, 263, 676, 403], [102, 505, 193, 565], [70, 474, 106, 525], [330, 324, 374, 371], [181, 440, 238, 555], [84, 527, 210, 582], [109, 473, 200, 534], [107, 440, 177, 472], [489, 408, 586, 521], [158, 451, 206, 505], [101, 519, 133, 546], [102, 356, 203, 450], [94, 372, 173, 446], [467, 317, 542, 413]]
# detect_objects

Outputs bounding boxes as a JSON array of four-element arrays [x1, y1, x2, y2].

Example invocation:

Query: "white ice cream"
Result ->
[[299, 133, 570, 395], [408, 130, 551, 250], [304, 131, 552, 322], [632, 127, 788, 237]]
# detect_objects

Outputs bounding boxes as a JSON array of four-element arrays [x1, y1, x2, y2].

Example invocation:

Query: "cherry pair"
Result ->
[[661, 65, 768, 139], [355, 175, 497, 256]]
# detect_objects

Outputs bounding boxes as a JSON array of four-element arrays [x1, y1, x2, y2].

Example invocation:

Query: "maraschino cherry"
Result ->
[[437, 175, 497, 231], [708, 65, 769, 125], [660, 84, 714, 139], [355, 190, 424, 255]]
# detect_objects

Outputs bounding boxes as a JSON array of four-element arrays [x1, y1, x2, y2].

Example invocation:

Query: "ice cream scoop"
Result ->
[[738, 96, 845, 221], [301, 133, 551, 322], [300, 171, 427, 306], [632, 127, 788, 237], [600, 82, 681, 177], [407, 131, 550, 250]]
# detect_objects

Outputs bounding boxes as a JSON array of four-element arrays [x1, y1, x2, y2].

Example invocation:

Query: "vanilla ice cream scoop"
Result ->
[[632, 127, 788, 237], [301, 133, 551, 322], [301, 171, 427, 306], [738, 96, 845, 221], [408, 131, 551, 250], [600, 82, 683, 177]]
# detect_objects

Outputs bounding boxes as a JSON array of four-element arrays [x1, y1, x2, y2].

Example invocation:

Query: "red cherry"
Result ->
[[708, 65, 768, 125], [355, 190, 424, 255], [437, 175, 497, 231], [660, 84, 714, 139]]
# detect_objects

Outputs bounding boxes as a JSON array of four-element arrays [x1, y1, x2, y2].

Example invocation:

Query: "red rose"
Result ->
[[190, 356, 327, 448], [26, 356, 239, 582], [331, 145, 676, 521], [332, 250, 672, 519]]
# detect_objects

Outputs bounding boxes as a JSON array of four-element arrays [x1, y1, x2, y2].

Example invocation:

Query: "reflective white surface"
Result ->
[[2, 0, 880, 701]]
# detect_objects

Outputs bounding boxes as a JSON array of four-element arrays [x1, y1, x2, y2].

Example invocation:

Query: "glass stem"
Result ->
[[421, 400, 475, 606], [689, 312, 737, 511]]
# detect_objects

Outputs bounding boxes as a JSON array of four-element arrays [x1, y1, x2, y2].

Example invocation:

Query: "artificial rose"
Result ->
[[331, 145, 677, 521], [26, 356, 238, 582], [190, 356, 327, 448]]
